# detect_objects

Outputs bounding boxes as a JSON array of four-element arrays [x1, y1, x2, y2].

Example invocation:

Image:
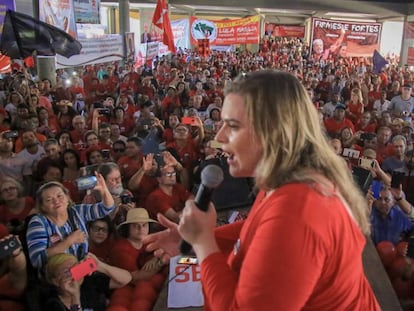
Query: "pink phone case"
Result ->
[[70, 258, 97, 281]]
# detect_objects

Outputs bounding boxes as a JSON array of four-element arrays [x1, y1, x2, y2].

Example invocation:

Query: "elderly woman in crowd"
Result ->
[[0, 177, 35, 236], [26, 174, 115, 270]]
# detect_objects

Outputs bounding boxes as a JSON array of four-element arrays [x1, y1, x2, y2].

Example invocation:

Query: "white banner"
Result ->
[[56, 34, 123, 68], [167, 256, 204, 308]]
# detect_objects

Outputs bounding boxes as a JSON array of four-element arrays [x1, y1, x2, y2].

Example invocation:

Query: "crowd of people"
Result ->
[[0, 34, 412, 309]]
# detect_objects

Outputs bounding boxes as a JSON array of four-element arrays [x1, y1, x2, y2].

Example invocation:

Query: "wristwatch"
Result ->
[[70, 304, 81, 311]]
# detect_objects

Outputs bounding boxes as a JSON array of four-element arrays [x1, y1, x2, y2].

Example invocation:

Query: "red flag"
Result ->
[[151, 0, 176, 53]]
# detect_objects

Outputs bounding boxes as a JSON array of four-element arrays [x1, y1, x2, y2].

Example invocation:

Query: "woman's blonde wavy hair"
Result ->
[[224, 70, 370, 235]]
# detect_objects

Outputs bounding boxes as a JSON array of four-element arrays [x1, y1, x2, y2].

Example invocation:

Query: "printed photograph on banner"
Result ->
[[125, 32, 135, 63], [190, 16, 259, 46], [310, 18, 381, 60], [39, 0, 77, 38], [141, 8, 161, 44], [73, 0, 100, 24]]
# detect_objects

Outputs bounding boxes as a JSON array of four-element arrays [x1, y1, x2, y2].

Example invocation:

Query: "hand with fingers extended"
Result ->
[[143, 213, 181, 263]]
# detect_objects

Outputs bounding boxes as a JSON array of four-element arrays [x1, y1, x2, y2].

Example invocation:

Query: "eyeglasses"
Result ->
[[113, 148, 125, 153], [90, 226, 108, 234], [1, 187, 18, 193], [164, 172, 177, 177]]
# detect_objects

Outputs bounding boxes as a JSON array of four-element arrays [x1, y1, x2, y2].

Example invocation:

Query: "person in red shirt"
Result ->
[[346, 88, 364, 124], [376, 126, 394, 164], [117, 137, 159, 205], [87, 217, 115, 264], [0, 177, 34, 236], [355, 111, 377, 134], [110, 208, 165, 287], [324, 103, 355, 137], [145, 71, 379, 311], [145, 165, 193, 223]]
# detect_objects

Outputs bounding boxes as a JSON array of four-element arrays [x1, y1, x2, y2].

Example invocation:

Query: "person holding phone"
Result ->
[[45, 252, 131, 311], [26, 175, 115, 270], [145, 71, 380, 310], [0, 224, 27, 311]]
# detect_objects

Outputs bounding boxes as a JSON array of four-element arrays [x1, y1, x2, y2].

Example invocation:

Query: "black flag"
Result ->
[[0, 10, 82, 59]]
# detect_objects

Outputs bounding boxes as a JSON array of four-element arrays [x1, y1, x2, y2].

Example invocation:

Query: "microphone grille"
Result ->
[[201, 164, 224, 189]]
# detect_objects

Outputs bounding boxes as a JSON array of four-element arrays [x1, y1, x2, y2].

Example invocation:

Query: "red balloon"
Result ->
[[396, 241, 408, 257], [376, 241, 397, 268]]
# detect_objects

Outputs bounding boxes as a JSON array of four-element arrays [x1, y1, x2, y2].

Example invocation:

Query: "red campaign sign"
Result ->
[[404, 22, 414, 40], [407, 47, 414, 66], [190, 16, 260, 46], [264, 23, 305, 38], [311, 18, 382, 59]]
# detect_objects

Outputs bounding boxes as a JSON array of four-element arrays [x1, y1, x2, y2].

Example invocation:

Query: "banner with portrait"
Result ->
[[39, 0, 77, 38], [73, 0, 100, 24], [190, 16, 260, 46], [310, 18, 382, 60], [264, 23, 305, 38]]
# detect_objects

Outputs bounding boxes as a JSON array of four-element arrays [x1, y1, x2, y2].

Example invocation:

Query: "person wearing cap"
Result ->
[[0, 224, 27, 311], [110, 208, 165, 284], [324, 103, 355, 137], [389, 83, 414, 121]]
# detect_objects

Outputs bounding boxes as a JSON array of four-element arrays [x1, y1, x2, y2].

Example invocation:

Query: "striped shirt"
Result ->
[[26, 202, 115, 269]]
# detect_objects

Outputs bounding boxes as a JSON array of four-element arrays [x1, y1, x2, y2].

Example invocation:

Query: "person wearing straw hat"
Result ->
[[110, 208, 165, 284]]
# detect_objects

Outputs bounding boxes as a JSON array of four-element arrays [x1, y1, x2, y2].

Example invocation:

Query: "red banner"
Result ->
[[264, 24, 305, 38], [404, 22, 414, 40], [310, 18, 382, 60], [190, 16, 260, 46], [407, 47, 414, 66]]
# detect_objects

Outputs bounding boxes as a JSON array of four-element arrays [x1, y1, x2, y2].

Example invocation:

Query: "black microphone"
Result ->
[[180, 164, 224, 254]]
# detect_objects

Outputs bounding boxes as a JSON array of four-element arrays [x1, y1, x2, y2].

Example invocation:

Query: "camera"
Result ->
[[97, 108, 111, 116], [121, 194, 136, 204], [0, 236, 21, 260], [360, 133, 376, 141]]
